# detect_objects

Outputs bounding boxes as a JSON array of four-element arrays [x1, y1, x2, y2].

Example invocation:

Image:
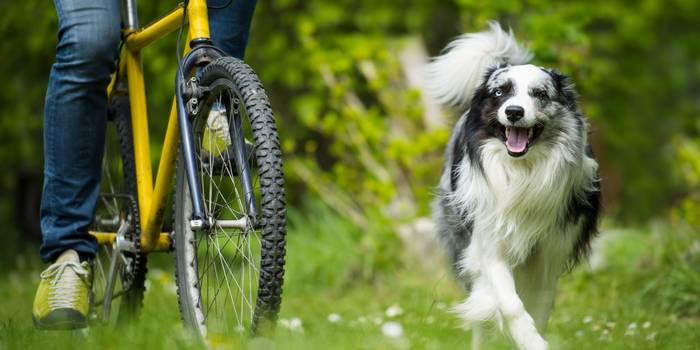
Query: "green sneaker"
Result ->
[[33, 249, 91, 330], [206, 102, 232, 147]]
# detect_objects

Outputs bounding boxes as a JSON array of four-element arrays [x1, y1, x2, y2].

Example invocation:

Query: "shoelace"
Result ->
[[41, 261, 89, 309]]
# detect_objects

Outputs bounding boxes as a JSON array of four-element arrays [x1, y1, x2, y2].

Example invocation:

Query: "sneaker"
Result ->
[[206, 102, 232, 147], [33, 249, 91, 330]]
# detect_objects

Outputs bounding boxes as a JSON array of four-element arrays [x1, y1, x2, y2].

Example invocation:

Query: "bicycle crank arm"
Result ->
[[101, 217, 129, 322]]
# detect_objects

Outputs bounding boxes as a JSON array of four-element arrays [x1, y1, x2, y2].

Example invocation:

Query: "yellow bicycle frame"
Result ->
[[93, 0, 212, 252]]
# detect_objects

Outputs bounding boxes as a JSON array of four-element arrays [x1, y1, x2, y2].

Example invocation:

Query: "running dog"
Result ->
[[426, 22, 601, 350]]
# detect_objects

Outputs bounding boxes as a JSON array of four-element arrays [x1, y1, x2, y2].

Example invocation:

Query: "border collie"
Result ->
[[426, 22, 600, 350]]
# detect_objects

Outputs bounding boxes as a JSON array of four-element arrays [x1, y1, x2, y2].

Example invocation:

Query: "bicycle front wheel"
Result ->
[[174, 57, 287, 338]]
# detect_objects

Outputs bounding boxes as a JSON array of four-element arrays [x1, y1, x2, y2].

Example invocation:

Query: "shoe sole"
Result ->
[[33, 308, 88, 330]]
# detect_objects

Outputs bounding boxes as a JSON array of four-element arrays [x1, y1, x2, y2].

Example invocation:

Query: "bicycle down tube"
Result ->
[[99, 0, 229, 251]]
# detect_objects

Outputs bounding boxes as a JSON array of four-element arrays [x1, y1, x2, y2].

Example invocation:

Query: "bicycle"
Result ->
[[88, 0, 287, 339]]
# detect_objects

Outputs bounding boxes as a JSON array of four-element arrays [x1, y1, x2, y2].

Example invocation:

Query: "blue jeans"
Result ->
[[40, 0, 257, 262]]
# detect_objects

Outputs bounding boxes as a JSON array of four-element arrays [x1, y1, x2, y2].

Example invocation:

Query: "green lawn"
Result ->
[[1, 205, 698, 349]]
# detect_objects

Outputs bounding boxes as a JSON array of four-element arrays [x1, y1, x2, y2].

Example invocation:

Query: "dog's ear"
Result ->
[[546, 69, 578, 110]]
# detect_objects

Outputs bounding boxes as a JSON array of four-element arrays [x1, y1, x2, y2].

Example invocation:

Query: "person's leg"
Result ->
[[40, 0, 121, 263], [204, 1, 257, 148], [208, 0, 257, 59]]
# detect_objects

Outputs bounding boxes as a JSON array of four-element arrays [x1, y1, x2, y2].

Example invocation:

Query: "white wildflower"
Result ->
[[646, 332, 657, 341], [278, 317, 304, 332], [583, 315, 593, 324], [327, 313, 341, 323], [642, 321, 651, 329], [289, 317, 303, 330], [385, 304, 404, 318], [381, 321, 404, 338]]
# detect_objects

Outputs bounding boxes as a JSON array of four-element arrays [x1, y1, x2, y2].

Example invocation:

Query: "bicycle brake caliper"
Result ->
[[183, 77, 213, 118]]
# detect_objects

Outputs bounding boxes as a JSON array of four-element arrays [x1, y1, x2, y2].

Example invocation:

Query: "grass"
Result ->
[[1, 202, 698, 349]]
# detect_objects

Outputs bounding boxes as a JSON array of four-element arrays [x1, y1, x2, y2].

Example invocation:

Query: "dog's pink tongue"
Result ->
[[506, 127, 528, 153]]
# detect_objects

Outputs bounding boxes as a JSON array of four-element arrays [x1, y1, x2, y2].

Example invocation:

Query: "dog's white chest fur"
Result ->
[[450, 138, 596, 265]]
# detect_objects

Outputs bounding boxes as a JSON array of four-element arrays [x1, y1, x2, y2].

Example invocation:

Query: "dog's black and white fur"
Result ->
[[426, 23, 601, 350]]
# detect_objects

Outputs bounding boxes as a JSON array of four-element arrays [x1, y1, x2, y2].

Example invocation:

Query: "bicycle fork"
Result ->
[[175, 45, 258, 231]]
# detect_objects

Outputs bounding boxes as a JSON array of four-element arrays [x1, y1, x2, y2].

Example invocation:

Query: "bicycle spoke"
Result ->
[[213, 237, 243, 326]]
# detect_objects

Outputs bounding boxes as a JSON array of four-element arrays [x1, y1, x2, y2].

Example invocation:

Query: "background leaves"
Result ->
[[1, 0, 699, 252]]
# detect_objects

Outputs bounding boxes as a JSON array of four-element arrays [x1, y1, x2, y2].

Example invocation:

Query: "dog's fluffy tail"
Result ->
[[424, 21, 532, 108]]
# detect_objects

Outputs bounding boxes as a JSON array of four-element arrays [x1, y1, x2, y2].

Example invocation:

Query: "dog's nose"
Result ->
[[505, 105, 524, 122]]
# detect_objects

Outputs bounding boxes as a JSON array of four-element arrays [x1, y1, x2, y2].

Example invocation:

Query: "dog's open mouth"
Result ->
[[501, 124, 544, 157]]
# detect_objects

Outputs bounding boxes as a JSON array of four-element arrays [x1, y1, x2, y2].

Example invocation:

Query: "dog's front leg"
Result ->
[[457, 257, 547, 350], [487, 261, 548, 350], [456, 253, 547, 350], [514, 251, 564, 333], [471, 324, 484, 350], [457, 245, 547, 350], [485, 261, 547, 350]]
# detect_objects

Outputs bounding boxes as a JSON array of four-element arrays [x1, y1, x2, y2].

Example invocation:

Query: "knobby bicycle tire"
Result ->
[[174, 56, 287, 337]]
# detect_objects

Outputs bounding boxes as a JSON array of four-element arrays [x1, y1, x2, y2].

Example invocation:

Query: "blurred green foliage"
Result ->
[[1, 0, 699, 241], [246, 0, 700, 223]]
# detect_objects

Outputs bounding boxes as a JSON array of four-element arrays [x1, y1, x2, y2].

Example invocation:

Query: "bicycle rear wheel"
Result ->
[[90, 95, 147, 324], [174, 57, 286, 338]]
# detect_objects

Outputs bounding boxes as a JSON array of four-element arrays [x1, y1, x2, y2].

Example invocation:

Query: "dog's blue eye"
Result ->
[[494, 89, 503, 97]]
